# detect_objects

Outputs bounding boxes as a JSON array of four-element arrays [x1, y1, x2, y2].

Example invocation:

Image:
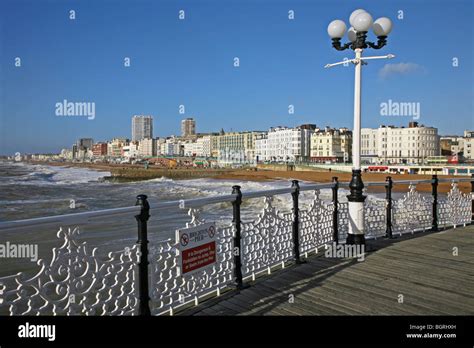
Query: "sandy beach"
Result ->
[[213, 169, 471, 194]]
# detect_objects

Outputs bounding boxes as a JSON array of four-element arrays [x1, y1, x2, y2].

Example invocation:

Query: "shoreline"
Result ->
[[22, 160, 471, 194], [24, 160, 235, 181]]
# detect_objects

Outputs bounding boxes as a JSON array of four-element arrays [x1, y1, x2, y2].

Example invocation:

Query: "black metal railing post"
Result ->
[[331, 177, 339, 244], [471, 174, 474, 222], [291, 180, 303, 263], [385, 176, 393, 238], [232, 185, 245, 289], [135, 194, 151, 316], [431, 175, 438, 232]]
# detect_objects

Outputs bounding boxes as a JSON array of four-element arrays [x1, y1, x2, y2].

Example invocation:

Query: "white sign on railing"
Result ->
[[176, 222, 217, 276]]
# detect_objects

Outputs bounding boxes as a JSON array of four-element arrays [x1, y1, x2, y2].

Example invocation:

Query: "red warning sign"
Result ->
[[181, 241, 216, 274]]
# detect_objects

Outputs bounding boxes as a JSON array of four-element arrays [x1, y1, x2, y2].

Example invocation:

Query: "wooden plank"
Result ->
[[391, 244, 474, 260], [292, 290, 366, 315], [355, 255, 474, 297], [310, 279, 416, 315], [321, 277, 444, 315], [324, 270, 460, 315], [359, 253, 473, 286], [376, 249, 474, 274], [340, 264, 474, 314]]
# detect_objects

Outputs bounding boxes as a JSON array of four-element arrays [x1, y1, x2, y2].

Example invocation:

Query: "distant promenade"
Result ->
[[26, 160, 471, 194]]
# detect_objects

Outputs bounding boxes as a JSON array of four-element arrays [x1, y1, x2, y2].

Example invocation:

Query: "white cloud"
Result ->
[[378, 62, 424, 79]]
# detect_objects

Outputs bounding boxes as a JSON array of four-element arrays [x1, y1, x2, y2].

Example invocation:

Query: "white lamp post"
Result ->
[[326, 9, 394, 245]]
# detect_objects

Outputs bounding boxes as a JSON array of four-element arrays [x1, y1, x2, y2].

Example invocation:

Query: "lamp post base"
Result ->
[[346, 169, 366, 245]]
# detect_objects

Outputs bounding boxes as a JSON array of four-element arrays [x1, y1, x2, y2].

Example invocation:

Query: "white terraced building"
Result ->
[[196, 136, 212, 157], [361, 122, 440, 164], [255, 126, 314, 162], [464, 135, 474, 160], [181, 136, 211, 157], [138, 138, 157, 157], [160, 137, 182, 156], [255, 133, 268, 162]]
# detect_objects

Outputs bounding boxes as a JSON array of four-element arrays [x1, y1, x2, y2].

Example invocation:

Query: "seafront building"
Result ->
[[440, 136, 464, 156], [92, 143, 108, 157], [464, 132, 474, 160], [132, 115, 153, 142], [160, 137, 182, 156], [138, 138, 157, 157], [211, 130, 224, 157], [256, 125, 315, 163], [255, 133, 268, 162], [361, 128, 380, 163], [107, 138, 129, 157], [216, 130, 264, 166], [440, 131, 474, 161], [122, 142, 139, 159], [361, 122, 440, 164], [310, 127, 352, 163], [182, 140, 197, 157], [192, 135, 212, 157], [179, 133, 217, 157]]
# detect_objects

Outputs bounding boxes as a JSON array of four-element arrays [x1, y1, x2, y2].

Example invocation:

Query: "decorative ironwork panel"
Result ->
[[0, 226, 140, 316], [337, 202, 349, 241], [149, 208, 234, 315], [438, 182, 471, 227], [299, 190, 334, 253], [364, 198, 386, 239], [392, 184, 433, 234], [240, 197, 294, 276]]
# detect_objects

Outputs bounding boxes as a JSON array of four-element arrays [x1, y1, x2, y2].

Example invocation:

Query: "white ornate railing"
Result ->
[[438, 182, 472, 228], [364, 198, 387, 239], [392, 184, 433, 235], [241, 196, 294, 276], [0, 176, 472, 316], [0, 220, 140, 316], [299, 190, 334, 254]]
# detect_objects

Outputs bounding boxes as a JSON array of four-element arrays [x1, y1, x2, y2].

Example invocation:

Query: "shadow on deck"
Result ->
[[180, 225, 474, 315]]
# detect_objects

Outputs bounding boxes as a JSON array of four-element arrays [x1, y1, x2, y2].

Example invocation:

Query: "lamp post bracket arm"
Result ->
[[360, 54, 396, 61], [324, 59, 355, 69]]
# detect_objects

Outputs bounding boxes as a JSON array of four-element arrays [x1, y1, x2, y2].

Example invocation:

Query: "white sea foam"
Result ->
[[3, 164, 110, 186]]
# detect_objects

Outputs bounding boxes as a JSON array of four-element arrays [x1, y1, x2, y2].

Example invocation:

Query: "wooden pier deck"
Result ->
[[181, 225, 474, 315]]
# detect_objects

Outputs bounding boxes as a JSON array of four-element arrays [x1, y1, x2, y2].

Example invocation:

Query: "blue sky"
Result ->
[[0, 0, 472, 155]]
